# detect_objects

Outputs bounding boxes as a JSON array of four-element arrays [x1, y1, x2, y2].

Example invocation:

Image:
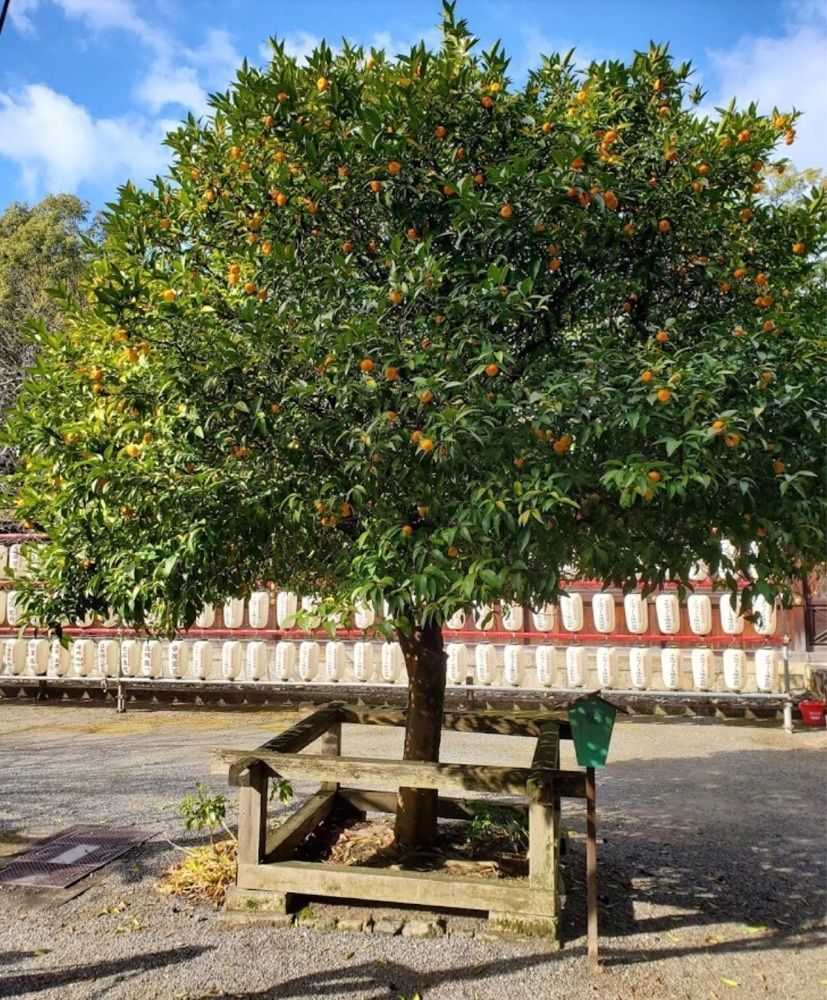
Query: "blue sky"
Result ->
[[1, 0, 825, 212]]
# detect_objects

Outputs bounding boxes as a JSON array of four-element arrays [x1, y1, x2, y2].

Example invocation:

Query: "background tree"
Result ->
[[7, 4, 825, 845], [0, 194, 93, 514]]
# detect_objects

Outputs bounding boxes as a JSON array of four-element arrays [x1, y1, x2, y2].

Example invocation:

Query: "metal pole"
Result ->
[[586, 765, 600, 972], [782, 615, 793, 733]]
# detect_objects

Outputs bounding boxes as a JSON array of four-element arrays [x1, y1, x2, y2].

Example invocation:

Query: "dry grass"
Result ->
[[157, 838, 237, 907]]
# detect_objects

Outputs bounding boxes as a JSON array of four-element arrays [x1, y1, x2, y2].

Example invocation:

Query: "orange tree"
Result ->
[[7, 3, 826, 844]]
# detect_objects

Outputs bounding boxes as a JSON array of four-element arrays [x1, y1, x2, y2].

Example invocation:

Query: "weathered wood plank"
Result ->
[[237, 762, 268, 866], [337, 787, 527, 820], [338, 705, 572, 740], [265, 790, 337, 862], [526, 723, 561, 804], [217, 749, 587, 799], [237, 860, 556, 916], [227, 703, 342, 785], [527, 722, 560, 887]]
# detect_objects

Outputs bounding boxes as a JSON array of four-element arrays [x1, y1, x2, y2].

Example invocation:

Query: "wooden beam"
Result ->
[[237, 860, 556, 916], [265, 790, 337, 862], [217, 748, 587, 799], [336, 787, 527, 820], [237, 762, 268, 866], [228, 703, 343, 785], [528, 723, 561, 889], [338, 705, 572, 740], [526, 723, 561, 804]]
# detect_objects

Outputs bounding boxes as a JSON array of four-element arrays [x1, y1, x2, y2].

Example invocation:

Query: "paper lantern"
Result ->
[[352, 642, 374, 682], [687, 594, 712, 636], [719, 593, 745, 635], [446, 643, 468, 685], [560, 593, 584, 632], [0, 590, 6, 625], [689, 561, 710, 582], [623, 593, 648, 634], [532, 604, 557, 632], [566, 646, 586, 687], [168, 640, 189, 679], [195, 605, 215, 629], [380, 642, 404, 683], [221, 641, 242, 680], [275, 641, 296, 681], [192, 640, 213, 680], [0, 545, 8, 578], [222, 598, 244, 630], [446, 608, 466, 630], [276, 592, 298, 627], [474, 644, 498, 685], [298, 641, 321, 681], [503, 645, 524, 686], [3, 638, 26, 675], [723, 648, 746, 691], [140, 640, 163, 678], [248, 591, 271, 629], [501, 604, 524, 632], [473, 604, 495, 631], [48, 640, 70, 677], [628, 647, 652, 689], [660, 647, 681, 690], [73, 638, 96, 677], [596, 647, 618, 688], [752, 596, 777, 637], [24, 638, 47, 677], [246, 641, 268, 681], [324, 641, 346, 682], [8, 543, 26, 577], [119, 639, 139, 677], [690, 647, 715, 690], [96, 639, 119, 678], [655, 594, 680, 635], [535, 645, 556, 687], [754, 649, 777, 692], [354, 603, 376, 630], [6, 591, 20, 627], [592, 594, 616, 634]]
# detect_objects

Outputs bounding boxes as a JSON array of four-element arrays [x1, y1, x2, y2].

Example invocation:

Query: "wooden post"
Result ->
[[237, 762, 268, 867], [586, 765, 600, 972], [319, 720, 341, 792]]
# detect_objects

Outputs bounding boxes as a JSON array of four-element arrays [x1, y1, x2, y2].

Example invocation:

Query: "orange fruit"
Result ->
[[360, 358, 374, 373], [162, 289, 177, 302], [406, 228, 419, 241], [411, 430, 422, 443], [514, 457, 525, 468], [417, 505, 428, 517], [388, 161, 401, 175], [542, 122, 553, 134], [434, 125, 447, 139], [124, 443, 141, 458], [261, 241, 272, 255], [418, 390, 434, 403], [740, 208, 752, 222], [640, 370, 653, 383], [773, 460, 786, 474], [386, 410, 397, 421], [443, 184, 454, 196], [244, 281, 256, 295], [160, 218, 170, 230], [719, 281, 732, 293], [603, 191, 618, 210], [402, 524, 413, 536], [418, 437, 434, 452], [733, 326, 745, 337], [263, 114, 274, 128], [756, 272, 768, 286], [389, 290, 403, 305], [656, 330, 669, 343], [657, 104, 669, 117], [316, 77, 330, 92], [648, 470, 662, 482], [733, 267, 747, 280], [658, 219, 671, 233], [341, 241, 353, 252], [473, 172, 484, 185], [447, 545, 459, 558], [385, 366, 399, 381], [571, 156, 585, 170], [370, 180, 383, 192], [737, 129, 751, 143], [275, 192, 288, 207], [724, 433, 741, 448], [481, 95, 494, 109], [656, 388, 671, 403], [548, 258, 561, 271], [485, 363, 499, 377], [499, 204, 513, 219], [277, 91, 288, 102], [712, 420, 725, 433], [643, 488, 654, 501], [792, 242, 805, 255], [763, 320, 775, 332]]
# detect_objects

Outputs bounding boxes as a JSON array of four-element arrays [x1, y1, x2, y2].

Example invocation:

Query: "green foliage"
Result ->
[[5, 3, 826, 635], [466, 803, 529, 853], [269, 777, 294, 804], [178, 782, 229, 834]]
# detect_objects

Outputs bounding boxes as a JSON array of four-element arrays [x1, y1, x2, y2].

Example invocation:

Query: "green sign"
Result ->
[[569, 697, 617, 768]]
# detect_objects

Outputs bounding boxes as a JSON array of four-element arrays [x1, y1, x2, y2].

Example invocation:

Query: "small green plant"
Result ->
[[179, 782, 233, 840], [269, 777, 294, 804], [467, 805, 528, 854]]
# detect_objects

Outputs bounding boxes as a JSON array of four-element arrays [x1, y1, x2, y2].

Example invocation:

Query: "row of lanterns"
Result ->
[[0, 589, 778, 637], [0, 636, 781, 692]]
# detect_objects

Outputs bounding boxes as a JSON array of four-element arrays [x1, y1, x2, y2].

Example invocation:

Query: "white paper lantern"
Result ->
[[324, 641, 346, 682], [689, 561, 710, 582], [300, 596, 320, 627], [8, 543, 26, 577], [298, 641, 321, 681], [195, 605, 215, 629], [4, 638, 26, 675], [192, 640, 213, 680], [101, 608, 120, 628], [140, 640, 163, 678], [48, 640, 70, 677], [120, 639, 140, 677], [690, 647, 715, 690], [72, 638, 95, 677], [623, 593, 648, 635], [566, 646, 586, 687], [26, 638, 49, 676], [532, 605, 557, 632], [719, 593, 745, 635], [596, 647, 618, 688], [473, 604, 495, 631], [352, 642, 374, 682], [248, 591, 271, 630], [628, 647, 652, 689], [592, 594, 616, 634], [0, 545, 8, 578], [752, 596, 777, 637], [222, 598, 244, 630], [723, 648, 746, 691], [503, 645, 525, 686], [221, 641, 242, 680], [168, 640, 189, 679], [97, 639, 119, 678], [535, 645, 556, 687], [474, 644, 498, 685], [275, 641, 296, 681], [380, 642, 404, 683], [274, 592, 296, 628], [245, 641, 267, 681], [687, 595, 712, 636], [354, 603, 376, 630], [660, 647, 682, 690], [6, 591, 20, 627], [655, 594, 681, 635], [754, 649, 777, 692], [560, 593, 584, 632], [501, 604, 524, 632], [446, 643, 468, 685], [446, 608, 466, 630], [0, 590, 6, 625]]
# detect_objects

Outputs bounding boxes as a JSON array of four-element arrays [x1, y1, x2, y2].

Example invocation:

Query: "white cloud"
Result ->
[[704, 3, 827, 169], [7, 0, 41, 33], [282, 31, 324, 64], [0, 84, 170, 196], [9, 0, 161, 48]]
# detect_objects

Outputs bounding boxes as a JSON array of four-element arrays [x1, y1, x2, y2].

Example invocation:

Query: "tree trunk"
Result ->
[[394, 618, 446, 848]]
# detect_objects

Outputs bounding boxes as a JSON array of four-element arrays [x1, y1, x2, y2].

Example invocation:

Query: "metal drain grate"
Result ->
[[0, 825, 150, 888]]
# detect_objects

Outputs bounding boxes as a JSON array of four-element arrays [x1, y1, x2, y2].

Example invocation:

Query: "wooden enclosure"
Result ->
[[215, 702, 590, 939]]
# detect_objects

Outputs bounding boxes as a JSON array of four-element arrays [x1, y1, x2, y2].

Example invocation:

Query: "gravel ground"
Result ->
[[0, 702, 824, 999]]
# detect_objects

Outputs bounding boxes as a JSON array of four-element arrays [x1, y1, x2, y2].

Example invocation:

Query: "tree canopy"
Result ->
[[7, 3, 826, 635]]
